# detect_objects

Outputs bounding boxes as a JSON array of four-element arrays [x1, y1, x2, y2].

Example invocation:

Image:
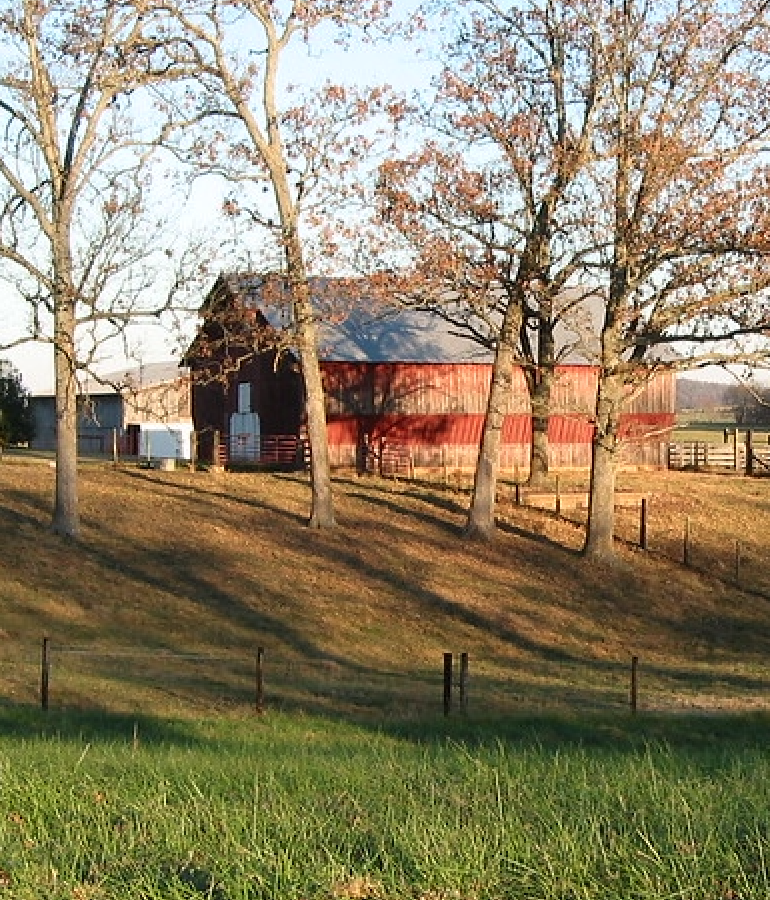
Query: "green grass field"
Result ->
[[2, 709, 770, 899]]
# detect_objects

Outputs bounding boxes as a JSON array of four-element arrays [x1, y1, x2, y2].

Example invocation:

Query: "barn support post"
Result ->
[[213, 430, 221, 468], [40, 636, 50, 711], [190, 431, 198, 472], [554, 474, 561, 516], [443, 652, 453, 717], [111, 428, 118, 466]]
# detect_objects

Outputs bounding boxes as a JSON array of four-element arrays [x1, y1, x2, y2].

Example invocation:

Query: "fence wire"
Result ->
[[2, 642, 769, 719]]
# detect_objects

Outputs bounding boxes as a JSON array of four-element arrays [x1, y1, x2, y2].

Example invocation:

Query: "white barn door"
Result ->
[[230, 382, 261, 461]]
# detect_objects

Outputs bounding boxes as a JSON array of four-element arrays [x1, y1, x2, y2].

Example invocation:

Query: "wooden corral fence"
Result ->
[[668, 432, 770, 475], [212, 433, 309, 470]]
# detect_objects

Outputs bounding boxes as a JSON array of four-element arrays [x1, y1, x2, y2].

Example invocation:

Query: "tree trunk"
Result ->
[[527, 293, 555, 486], [529, 368, 553, 486], [585, 0, 631, 563], [583, 374, 623, 560], [52, 297, 80, 539], [464, 306, 520, 540], [297, 316, 336, 529], [282, 231, 335, 529]]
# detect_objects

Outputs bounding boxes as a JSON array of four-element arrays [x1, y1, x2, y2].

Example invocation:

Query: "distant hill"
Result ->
[[676, 377, 734, 412]]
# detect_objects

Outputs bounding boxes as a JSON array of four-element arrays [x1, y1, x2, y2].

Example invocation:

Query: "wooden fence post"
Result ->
[[40, 636, 50, 711], [639, 498, 648, 550], [630, 655, 639, 714], [746, 430, 754, 476], [443, 652, 453, 717], [459, 652, 469, 715], [255, 647, 265, 714], [555, 474, 561, 516], [213, 430, 221, 468]]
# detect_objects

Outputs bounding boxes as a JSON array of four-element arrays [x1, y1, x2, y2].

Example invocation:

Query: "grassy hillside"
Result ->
[[2, 458, 770, 719]]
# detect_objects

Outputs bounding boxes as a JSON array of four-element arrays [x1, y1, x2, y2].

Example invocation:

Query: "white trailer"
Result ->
[[138, 422, 193, 463]]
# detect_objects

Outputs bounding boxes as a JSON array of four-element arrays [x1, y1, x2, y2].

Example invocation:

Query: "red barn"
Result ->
[[184, 274, 676, 472]]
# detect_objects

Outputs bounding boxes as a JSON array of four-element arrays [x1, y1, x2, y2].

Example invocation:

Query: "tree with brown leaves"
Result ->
[[383, 0, 770, 554], [377, 0, 600, 539], [581, 0, 770, 561]]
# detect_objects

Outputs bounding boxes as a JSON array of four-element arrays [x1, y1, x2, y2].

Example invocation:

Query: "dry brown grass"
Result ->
[[1, 457, 769, 718]]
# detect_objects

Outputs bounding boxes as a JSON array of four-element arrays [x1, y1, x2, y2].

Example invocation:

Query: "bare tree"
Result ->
[[157, 0, 398, 529], [0, 0, 200, 538], [581, 0, 770, 561], [381, 0, 770, 554]]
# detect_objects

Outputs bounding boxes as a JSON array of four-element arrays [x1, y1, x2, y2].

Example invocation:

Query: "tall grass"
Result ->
[[1, 709, 769, 899]]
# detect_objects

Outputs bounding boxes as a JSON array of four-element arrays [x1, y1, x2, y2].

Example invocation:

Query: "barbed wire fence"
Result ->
[[1, 639, 769, 720]]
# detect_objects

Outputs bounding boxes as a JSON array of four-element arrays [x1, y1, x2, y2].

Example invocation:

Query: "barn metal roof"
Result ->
[[202, 272, 680, 367], [317, 305, 494, 364], [202, 272, 493, 363], [205, 272, 603, 365]]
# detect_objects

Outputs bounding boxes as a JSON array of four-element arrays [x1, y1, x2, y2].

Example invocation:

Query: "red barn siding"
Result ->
[[190, 348, 675, 469], [322, 363, 675, 471], [550, 367, 598, 415], [323, 363, 534, 417]]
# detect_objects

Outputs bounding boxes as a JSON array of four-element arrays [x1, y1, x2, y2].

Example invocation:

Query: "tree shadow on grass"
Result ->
[[0, 699, 209, 747], [5, 468, 770, 750], [5, 695, 770, 764], [115, 468, 309, 525], [379, 706, 770, 758], [340, 475, 586, 556]]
